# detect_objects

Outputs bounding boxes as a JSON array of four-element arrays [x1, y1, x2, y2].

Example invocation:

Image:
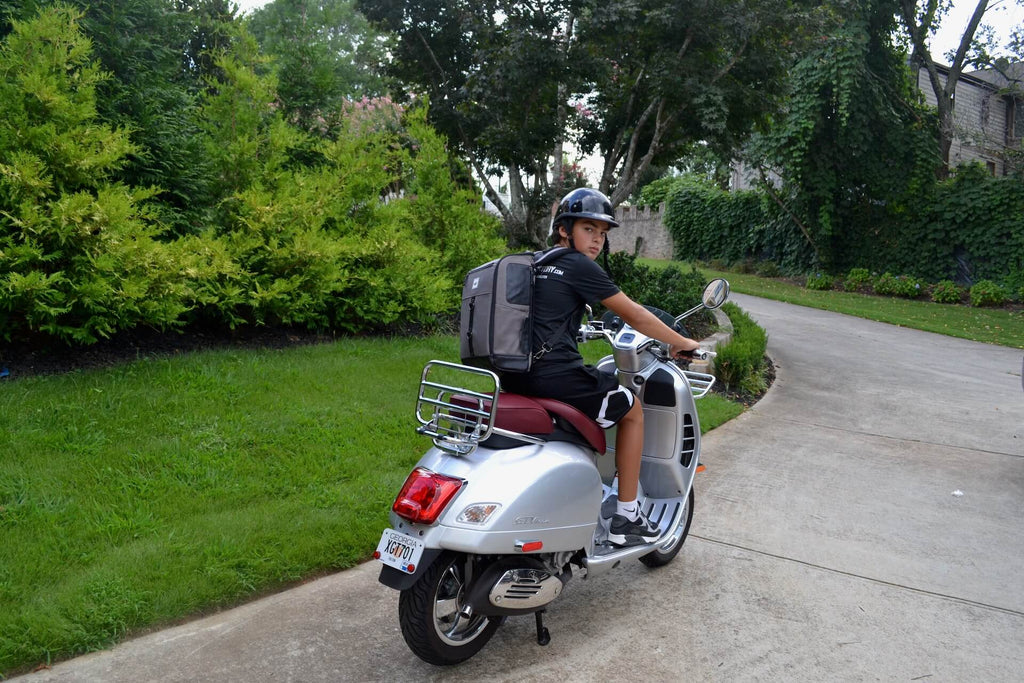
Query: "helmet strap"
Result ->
[[558, 220, 576, 250]]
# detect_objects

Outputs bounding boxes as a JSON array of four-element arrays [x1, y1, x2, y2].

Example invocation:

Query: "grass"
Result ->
[[0, 336, 450, 674], [0, 333, 743, 676], [641, 260, 1024, 350]]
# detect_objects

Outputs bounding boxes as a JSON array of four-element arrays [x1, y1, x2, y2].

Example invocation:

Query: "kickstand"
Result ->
[[534, 610, 551, 646]]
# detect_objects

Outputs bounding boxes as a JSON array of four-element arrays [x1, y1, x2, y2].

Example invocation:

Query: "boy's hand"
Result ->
[[670, 341, 700, 358]]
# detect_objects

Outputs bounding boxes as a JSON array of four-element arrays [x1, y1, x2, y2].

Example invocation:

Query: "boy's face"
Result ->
[[565, 218, 611, 260]]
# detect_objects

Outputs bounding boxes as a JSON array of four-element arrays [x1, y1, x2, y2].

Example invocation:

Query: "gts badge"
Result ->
[[514, 516, 549, 526]]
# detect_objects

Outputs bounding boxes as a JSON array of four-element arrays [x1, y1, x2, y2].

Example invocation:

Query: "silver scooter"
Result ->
[[375, 279, 731, 665]]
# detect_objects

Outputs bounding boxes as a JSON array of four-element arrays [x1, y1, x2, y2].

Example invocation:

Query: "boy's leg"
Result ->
[[608, 400, 660, 546], [613, 400, 645, 502]]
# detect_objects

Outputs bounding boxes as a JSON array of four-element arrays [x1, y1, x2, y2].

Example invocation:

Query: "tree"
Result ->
[[0, 0, 42, 38], [74, 0, 219, 235], [358, 0, 585, 247], [247, 0, 391, 133], [360, 0, 821, 247], [574, 0, 821, 205], [747, 0, 939, 269], [897, 0, 1024, 175]]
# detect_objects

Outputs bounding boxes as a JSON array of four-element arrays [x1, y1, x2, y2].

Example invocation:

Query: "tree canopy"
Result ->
[[247, 0, 392, 132], [359, 0, 826, 246]]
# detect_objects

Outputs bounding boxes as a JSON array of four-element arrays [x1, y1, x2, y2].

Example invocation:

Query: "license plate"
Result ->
[[375, 528, 425, 574]]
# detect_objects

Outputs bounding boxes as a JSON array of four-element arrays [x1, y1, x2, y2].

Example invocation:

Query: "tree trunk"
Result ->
[[899, 0, 989, 178]]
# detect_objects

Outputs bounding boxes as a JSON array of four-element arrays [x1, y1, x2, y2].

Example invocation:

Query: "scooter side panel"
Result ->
[[403, 442, 603, 554]]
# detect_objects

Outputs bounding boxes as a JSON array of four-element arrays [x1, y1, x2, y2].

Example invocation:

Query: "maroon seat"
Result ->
[[529, 396, 606, 454], [452, 393, 606, 454]]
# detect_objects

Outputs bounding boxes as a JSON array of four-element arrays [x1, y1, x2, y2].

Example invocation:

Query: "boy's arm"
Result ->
[[600, 291, 700, 356]]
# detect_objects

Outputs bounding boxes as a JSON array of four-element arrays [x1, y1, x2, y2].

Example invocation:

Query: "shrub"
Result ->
[[843, 267, 874, 291], [969, 280, 1007, 307], [1004, 268, 1024, 303], [606, 253, 708, 313], [930, 280, 964, 304], [756, 261, 781, 278], [805, 273, 833, 290], [873, 272, 923, 298], [715, 303, 768, 395], [0, 8, 186, 344]]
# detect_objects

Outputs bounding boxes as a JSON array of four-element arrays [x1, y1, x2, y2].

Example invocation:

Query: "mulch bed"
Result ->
[[0, 326, 344, 381]]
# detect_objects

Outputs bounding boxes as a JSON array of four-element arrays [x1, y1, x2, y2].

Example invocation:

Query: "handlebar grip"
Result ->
[[677, 348, 716, 361]]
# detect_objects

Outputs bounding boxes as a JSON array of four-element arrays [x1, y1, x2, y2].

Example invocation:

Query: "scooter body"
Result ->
[[376, 280, 729, 665]]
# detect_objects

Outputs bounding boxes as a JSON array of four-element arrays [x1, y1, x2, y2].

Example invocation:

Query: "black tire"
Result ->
[[398, 553, 503, 665], [640, 486, 694, 568]]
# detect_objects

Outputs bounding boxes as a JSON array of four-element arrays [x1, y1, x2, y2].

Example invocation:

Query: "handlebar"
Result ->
[[653, 344, 716, 363], [579, 321, 715, 363]]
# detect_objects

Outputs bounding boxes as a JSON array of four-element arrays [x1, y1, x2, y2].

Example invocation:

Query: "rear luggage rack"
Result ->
[[682, 370, 716, 399], [415, 361, 500, 454]]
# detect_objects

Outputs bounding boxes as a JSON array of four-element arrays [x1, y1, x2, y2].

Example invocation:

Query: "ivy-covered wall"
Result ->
[[664, 167, 1024, 289]]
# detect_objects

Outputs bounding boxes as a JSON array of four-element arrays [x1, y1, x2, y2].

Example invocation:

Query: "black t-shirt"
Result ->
[[529, 249, 619, 376]]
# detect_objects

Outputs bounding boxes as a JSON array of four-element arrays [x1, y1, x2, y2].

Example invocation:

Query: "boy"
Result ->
[[501, 188, 701, 546]]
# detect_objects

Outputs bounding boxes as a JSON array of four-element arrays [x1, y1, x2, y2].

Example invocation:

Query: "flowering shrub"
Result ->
[[930, 280, 964, 304], [969, 280, 1008, 307], [873, 273, 923, 298]]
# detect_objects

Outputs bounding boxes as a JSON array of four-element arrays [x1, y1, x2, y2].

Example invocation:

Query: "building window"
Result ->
[[981, 96, 989, 125]]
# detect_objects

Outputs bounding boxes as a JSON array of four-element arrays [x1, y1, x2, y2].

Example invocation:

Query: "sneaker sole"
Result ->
[[607, 531, 660, 547]]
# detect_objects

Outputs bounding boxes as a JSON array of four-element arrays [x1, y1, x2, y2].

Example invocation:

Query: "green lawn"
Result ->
[[642, 260, 1024, 349], [0, 333, 738, 675], [6, 262, 1015, 675]]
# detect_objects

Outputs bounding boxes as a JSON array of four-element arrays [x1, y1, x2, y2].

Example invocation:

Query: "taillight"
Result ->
[[392, 467, 464, 524]]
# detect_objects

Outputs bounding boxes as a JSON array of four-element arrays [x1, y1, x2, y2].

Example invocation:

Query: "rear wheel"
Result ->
[[640, 486, 694, 568], [398, 553, 502, 665]]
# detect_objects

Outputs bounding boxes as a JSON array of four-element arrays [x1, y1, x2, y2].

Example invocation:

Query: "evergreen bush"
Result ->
[[0, 7, 186, 344], [0, 10, 506, 346], [714, 303, 768, 395]]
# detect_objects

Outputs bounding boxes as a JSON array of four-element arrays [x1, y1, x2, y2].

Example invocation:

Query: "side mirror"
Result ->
[[702, 279, 730, 310]]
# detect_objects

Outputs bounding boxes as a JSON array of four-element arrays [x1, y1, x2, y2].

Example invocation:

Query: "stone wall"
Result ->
[[611, 203, 674, 260]]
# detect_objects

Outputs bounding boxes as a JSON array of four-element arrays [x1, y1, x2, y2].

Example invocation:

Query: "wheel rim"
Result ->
[[432, 560, 491, 646]]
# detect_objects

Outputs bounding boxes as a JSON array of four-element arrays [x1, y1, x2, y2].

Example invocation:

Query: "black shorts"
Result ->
[[501, 365, 635, 429]]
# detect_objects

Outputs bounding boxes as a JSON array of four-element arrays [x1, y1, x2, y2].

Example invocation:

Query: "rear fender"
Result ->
[[377, 548, 443, 590]]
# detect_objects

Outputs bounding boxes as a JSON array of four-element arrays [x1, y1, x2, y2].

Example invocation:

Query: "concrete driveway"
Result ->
[[19, 295, 1024, 682]]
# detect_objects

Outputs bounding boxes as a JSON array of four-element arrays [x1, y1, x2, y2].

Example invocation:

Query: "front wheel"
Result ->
[[640, 486, 695, 568], [398, 553, 502, 665]]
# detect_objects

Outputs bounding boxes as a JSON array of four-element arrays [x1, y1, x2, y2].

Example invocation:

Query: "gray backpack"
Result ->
[[460, 247, 571, 373]]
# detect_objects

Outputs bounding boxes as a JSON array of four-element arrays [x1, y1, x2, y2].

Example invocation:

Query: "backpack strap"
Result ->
[[530, 247, 577, 364]]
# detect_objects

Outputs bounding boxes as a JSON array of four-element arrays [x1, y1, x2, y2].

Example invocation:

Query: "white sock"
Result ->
[[616, 498, 640, 521]]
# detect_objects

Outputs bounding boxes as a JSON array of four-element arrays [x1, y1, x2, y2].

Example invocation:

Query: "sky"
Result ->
[[232, 0, 1020, 60], [930, 0, 1022, 59]]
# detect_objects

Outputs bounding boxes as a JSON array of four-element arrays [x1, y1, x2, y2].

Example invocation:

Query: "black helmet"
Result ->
[[554, 188, 619, 228]]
